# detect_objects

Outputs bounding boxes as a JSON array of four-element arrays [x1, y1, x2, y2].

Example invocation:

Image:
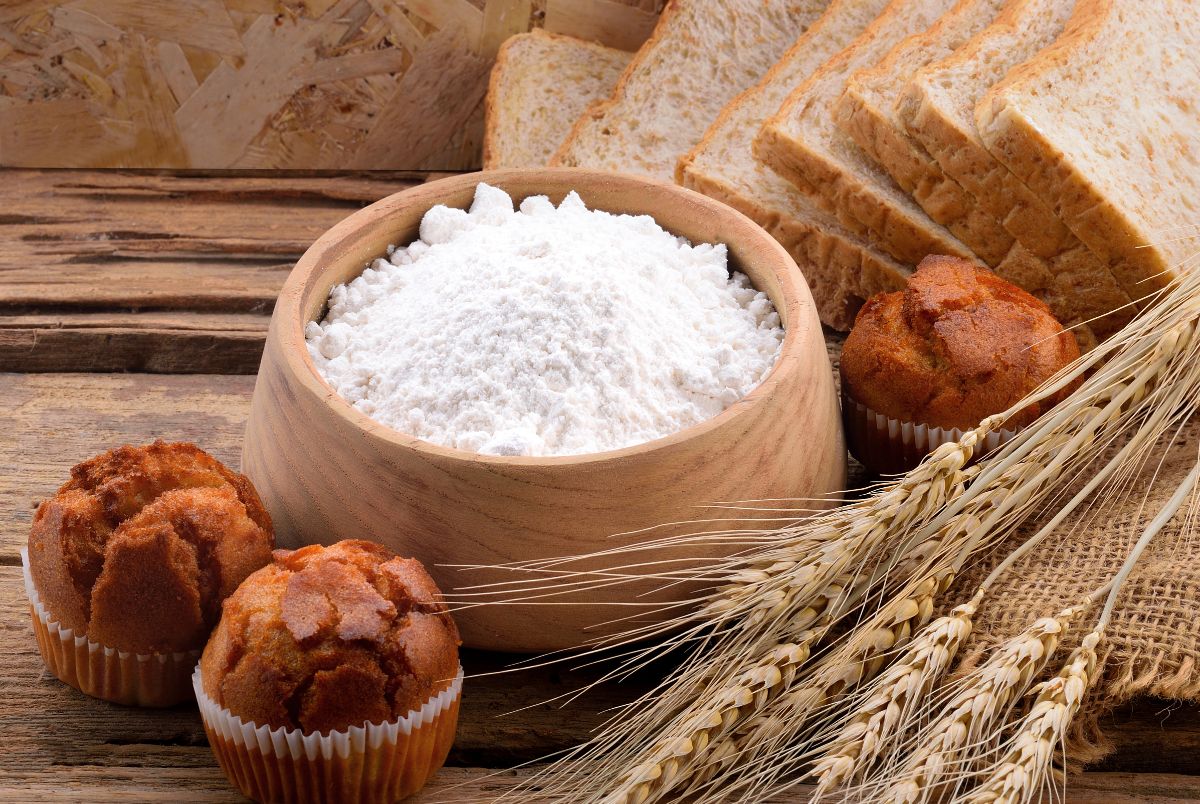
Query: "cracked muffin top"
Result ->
[[26, 440, 274, 654], [840, 256, 1081, 431], [199, 540, 461, 734]]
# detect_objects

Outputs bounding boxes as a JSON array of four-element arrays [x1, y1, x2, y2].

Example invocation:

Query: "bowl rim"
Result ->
[[274, 167, 820, 467]]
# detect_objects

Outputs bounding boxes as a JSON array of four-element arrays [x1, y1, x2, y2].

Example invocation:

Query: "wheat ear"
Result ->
[[874, 607, 1081, 804], [964, 455, 1200, 803], [677, 573, 949, 804], [960, 631, 1100, 804], [605, 635, 816, 804], [809, 602, 976, 796]]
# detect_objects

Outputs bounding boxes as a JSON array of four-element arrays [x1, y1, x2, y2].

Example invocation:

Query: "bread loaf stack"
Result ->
[[485, 0, 1200, 345]]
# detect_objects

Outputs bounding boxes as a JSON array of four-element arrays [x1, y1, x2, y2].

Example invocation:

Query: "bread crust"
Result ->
[[975, 0, 1186, 301], [897, 0, 1133, 337], [676, 0, 909, 330], [840, 256, 1080, 429], [27, 441, 274, 653], [200, 540, 461, 734], [483, 29, 629, 169], [754, 0, 981, 267]]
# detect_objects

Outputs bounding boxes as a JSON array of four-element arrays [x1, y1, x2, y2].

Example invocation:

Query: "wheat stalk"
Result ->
[[502, 255, 1200, 804], [960, 454, 1200, 803]]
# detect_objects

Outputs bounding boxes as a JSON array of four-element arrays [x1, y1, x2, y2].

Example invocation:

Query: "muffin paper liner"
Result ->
[[843, 395, 1017, 476], [194, 665, 462, 803], [21, 548, 200, 707]]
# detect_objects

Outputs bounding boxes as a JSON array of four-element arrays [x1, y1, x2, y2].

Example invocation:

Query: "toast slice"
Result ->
[[483, 30, 631, 169], [552, 0, 833, 180], [754, 0, 980, 268], [833, 0, 1118, 341], [836, 0, 1010, 265], [898, 0, 1133, 336], [679, 0, 908, 331], [976, 0, 1200, 301]]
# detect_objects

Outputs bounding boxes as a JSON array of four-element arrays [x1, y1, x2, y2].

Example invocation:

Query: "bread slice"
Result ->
[[483, 30, 631, 169], [832, 0, 1117, 341], [755, 0, 984, 269], [551, 0, 833, 180], [836, 0, 1010, 264], [898, 0, 1133, 336], [679, 0, 908, 331], [976, 0, 1200, 300]]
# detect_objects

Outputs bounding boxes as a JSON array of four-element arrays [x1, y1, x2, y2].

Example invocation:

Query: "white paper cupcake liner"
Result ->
[[843, 395, 1017, 476], [21, 547, 201, 707], [194, 665, 462, 803]]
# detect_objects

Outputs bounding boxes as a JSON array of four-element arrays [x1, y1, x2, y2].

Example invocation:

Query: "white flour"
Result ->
[[306, 183, 783, 456]]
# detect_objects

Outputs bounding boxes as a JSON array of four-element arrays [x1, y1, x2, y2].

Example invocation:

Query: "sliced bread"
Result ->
[[836, 0, 1010, 265], [833, 0, 1119, 340], [898, 0, 1132, 335], [483, 30, 631, 169], [551, 0, 832, 180], [754, 0, 980, 268], [976, 0, 1200, 300], [679, 0, 907, 331]]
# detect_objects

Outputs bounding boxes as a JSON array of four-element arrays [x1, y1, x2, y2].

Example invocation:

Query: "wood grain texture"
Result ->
[[2, 371, 1198, 798], [240, 169, 847, 651], [0, 169, 426, 372], [0, 0, 662, 169]]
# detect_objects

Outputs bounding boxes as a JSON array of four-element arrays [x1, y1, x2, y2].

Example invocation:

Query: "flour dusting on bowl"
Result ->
[[305, 183, 783, 457]]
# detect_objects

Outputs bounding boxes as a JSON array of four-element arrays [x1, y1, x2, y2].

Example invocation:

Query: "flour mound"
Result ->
[[306, 183, 783, 457]]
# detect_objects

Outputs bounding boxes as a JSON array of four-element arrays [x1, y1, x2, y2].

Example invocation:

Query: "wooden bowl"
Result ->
[[242, 169, 845, 652]]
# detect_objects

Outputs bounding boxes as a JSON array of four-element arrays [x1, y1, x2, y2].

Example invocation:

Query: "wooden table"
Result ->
[[2, 169, 1199, 802]]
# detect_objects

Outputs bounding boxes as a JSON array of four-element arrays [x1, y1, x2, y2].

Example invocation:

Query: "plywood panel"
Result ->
[[0, 0, 665, 169]]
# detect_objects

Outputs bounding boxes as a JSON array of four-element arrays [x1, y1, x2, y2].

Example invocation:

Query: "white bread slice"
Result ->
[[976, 0, 1200, 301], [679, 0, 907, 331], [755, 0, 985, 269], [833, 0, 1118, 341], [836, 0, 1010, 264], [551, 0, 833, 180], [483, 30, 631, 169], [898, 0, 1133, 336]]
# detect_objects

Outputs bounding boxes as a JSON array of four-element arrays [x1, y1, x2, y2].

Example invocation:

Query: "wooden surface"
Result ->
[[1, 169, 1199, 801], [0, 0, 663, 170], [241, 168, 846, 651]]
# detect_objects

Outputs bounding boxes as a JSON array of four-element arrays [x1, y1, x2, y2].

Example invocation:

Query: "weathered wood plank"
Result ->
[[0, 169, 428, 372], [0, 312, 267, 373]]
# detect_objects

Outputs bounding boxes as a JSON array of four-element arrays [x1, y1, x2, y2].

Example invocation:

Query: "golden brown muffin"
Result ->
[[27, 441, 274, 654], [200, 540, 461, 734], [841, 256, 1081, 431]]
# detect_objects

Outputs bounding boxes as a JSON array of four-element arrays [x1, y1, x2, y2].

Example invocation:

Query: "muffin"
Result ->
[[840, 256, 1081, 474], [23, 440, 274, 706], [195, 540, 462, 804]]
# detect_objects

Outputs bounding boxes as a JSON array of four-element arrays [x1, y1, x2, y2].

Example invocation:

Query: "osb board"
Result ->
[[0, 0, 664, 169]]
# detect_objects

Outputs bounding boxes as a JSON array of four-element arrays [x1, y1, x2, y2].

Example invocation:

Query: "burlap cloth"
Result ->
[[940, 416, 1200, 762]]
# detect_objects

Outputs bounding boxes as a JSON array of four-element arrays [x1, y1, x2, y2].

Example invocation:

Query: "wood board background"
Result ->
[[0, 0, 663, 169]]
